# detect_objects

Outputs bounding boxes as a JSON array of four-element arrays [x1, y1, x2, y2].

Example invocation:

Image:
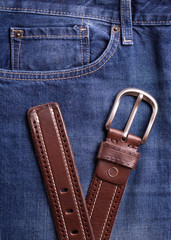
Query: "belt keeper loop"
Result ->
[[120, 0, 133, 45]]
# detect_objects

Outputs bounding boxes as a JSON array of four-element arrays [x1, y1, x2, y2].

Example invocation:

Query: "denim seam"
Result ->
[[127, 0, 132, 40], [80, 19, 84, 66], [85, 20, 89, 64], [121, 0, 132, 43], [11, 29, 15, 70], [0, 28, 118, 76], [50, 106, 87, 240], [85, 29, 89, 64], [0, 31, 120, 80], [0, 6, 171, 24], [22, 35, 85, 38], [121, 0, 126, 40], [0, 6, 119, 22], [17, 37, 22, 70], [99, 187, 117, 240], [80, 32, 84, 65], [89, 180, 102, 219], [133, 20, 171, 24], [34, 110, 70, 240]]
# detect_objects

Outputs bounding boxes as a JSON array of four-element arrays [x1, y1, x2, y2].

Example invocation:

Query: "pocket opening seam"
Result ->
[[11, 26, 89, 71], [1, 30, 120, 81], [6, 26, 118, 76], [21, 35, 87, 38]]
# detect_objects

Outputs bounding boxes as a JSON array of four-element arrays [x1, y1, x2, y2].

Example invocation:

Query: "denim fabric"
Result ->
[[0, 1, 171, 240], [10, 25, 90, 71]]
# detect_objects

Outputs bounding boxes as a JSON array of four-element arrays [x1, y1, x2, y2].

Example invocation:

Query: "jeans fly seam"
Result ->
[[0, 30, 120, 81]]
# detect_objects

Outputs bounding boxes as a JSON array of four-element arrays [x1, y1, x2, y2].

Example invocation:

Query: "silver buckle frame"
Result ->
[[105, 88, 158, 144]]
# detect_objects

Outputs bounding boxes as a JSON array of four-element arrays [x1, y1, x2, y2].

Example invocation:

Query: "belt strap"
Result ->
[[86, 88, 158, 239], [28, 88, 158, 240], [86, 128, 141, 239], [28, 103, 95, 240]]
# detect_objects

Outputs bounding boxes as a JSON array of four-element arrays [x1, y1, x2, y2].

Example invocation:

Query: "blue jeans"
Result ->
[[0, 1, 170, 239]]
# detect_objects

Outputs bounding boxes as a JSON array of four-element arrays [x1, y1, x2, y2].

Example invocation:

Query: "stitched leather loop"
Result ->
[[97, 141, 140, 170], [96, 160, 130, 185]]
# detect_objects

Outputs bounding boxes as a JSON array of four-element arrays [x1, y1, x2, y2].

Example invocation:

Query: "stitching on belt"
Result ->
[[34, 110, 69, 240], [89, 180, 102, 219], [99, 187, 117, 240], [49, 107, 87, 240]]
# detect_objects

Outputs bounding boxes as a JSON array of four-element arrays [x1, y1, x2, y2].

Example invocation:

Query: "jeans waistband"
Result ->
[[0, 0, 171, 26]]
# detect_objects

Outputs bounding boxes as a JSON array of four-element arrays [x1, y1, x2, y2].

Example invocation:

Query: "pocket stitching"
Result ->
[[12, 30, 15, 70], [11, 26, 88, 71], [80, 21, 84, 66], [17, 37, 23, 70], [4, 26, 119, 76], [0, 30, 120, 80], [85, 27, 89, 64], [22, 35, 85, 38]]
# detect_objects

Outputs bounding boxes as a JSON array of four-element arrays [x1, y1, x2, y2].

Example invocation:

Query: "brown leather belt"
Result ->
[[28, 103, 95, 240], [28, 88, 158, 240], [86, 128, 141, 240]]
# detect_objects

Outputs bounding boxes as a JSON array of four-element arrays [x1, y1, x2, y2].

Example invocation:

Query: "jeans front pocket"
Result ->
[[10, 25, 90, 71]]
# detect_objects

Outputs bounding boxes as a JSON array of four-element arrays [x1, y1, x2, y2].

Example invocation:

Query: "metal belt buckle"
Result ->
[[106, 88, 158, 144]]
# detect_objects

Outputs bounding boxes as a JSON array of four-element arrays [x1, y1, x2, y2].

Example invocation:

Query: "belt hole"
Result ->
[[121, 137, 126, 142], [66, 209, 73, 214], [60, 188, 68, 193], [71, 230, 78, 235]]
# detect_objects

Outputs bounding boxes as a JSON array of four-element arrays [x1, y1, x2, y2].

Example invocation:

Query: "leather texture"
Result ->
[[27, 103, 95, 240], [86, 128, 141, 240], [28, 103, 141, 240]]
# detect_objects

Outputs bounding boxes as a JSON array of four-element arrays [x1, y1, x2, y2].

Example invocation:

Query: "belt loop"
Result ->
[[120, 0, 133, 45]]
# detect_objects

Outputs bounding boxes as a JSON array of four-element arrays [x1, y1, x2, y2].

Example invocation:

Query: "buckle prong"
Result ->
[[106, 88, 158, 144]]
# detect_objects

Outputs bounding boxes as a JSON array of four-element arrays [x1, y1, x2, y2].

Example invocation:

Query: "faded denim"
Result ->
[[0, 1, 171, 240]]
